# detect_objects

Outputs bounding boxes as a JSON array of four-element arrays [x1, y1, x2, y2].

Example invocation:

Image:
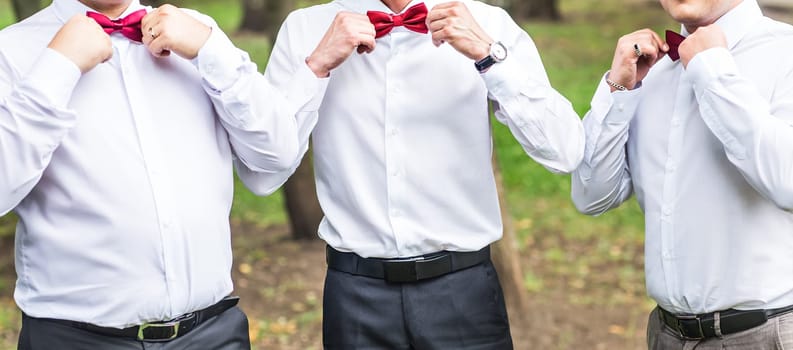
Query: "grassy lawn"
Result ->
[[0, 0, 694, 348]]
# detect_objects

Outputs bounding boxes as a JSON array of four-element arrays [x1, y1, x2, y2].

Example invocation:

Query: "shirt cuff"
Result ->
[[290, 59, 329, 112], [24, 49, 81, 109], [591, 72, 642, 125], [480, 53, 524, 98], [194, 27, 246, 92], [685, 47, 737, 95]]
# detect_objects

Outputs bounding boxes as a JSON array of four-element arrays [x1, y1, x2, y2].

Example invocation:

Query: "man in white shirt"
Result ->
[[0, 0, 314, 348], [263, 0, 585, 348], [571, 0, 793, 348]]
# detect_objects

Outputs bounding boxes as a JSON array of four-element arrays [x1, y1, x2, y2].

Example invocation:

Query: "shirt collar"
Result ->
[[335, 0, 438, 14], [53, 0, 146, 23], [679, 0, 763, 50]]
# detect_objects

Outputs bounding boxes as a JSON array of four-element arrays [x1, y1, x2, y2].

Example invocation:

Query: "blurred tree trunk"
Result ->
[[141, 0, 169, 6], [491, 157, 530, 322], [240, 0, 293, 39], [12, 0, 43, 21], [283, 150, 324, 240], [506, 0, 561, 21]]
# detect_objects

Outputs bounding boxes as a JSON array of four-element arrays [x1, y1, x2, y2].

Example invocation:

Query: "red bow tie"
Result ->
[[666, 30, 686, 61], [86, 9, 147, 43], [367, 3, 429, 39]]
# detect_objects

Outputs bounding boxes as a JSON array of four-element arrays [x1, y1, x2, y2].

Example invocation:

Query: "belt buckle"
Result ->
[[676, 314, 705, 340], [383, 259, 419, 283], [137, 312, 193, 342]]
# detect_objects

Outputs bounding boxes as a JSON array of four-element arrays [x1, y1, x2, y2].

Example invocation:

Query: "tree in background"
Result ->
[[240, 0, 293, 39], [487, 0, 561, 21], [283, 149, 324, 240], [11, 0, 43, 21], [513, 0, 560, 21]]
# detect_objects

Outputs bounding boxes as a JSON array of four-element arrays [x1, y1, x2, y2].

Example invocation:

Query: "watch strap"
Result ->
[[475, 55, 496, 73]]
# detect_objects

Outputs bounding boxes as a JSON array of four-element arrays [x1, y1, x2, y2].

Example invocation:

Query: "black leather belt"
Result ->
[[659, 304, 793, 340], [37, 296, 239, 342], [326, 245, 490, 283]]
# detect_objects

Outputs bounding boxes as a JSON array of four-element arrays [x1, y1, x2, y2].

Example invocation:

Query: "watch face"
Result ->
[[491, 42, 507, 61]]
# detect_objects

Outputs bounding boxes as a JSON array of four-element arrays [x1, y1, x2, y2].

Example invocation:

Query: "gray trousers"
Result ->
[[647, 307, 793, 350], [18, 306, 251, 350], [322, 259, 513, 350]]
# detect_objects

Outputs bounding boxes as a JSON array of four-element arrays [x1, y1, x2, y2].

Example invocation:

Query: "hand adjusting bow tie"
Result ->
[[665, 30, 686, 61], [367, 3, 429, 39], [86, 9, 147, 43]]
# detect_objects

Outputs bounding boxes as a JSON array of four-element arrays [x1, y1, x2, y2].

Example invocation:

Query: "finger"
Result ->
[[431, 28, 452, 47], [140, 8, 159, 34], [646, 30, 668, 52], [147, 37, 171, 58], [142, 18, 162, 46], [430, 2, 461, 11], [351, 20, 376, 38], [427, 7, 454, 23], [634, 41, 660, 62], [357, 35, 376, 54], [428, 17, 449, 33]]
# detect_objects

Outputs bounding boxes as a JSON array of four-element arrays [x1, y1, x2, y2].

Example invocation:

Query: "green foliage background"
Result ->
[[0, 0, 704, 347]]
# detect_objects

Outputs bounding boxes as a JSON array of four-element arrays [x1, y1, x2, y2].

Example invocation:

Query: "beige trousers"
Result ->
[[647, 307, 793, 350]]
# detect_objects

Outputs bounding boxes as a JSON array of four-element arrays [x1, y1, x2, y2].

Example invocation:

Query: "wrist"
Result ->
[[305, 56, 330, 78], [474, 40, 492, 61]]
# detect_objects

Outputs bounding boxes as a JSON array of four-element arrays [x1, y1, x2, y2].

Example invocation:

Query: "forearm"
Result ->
[[690, 48, 793, 210], [195, 26, 325, 173], [571, 78, 636, 215], [486, 34, 584, 174], [0, 49, 80, 214]]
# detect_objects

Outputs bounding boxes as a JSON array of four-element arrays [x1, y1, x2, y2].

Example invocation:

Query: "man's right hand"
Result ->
[[47, 15, 113, 73], [306, 12, 376, 78], [608, 29, 669, 92]]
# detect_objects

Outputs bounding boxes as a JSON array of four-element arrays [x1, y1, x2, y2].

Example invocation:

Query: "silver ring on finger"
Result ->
[[148, 27, 157, 39], [633, 43, 643, 57]]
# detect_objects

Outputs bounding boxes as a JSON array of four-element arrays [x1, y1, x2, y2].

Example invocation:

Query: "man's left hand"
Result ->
[[679, 24, 727, 68], [427, 2, 493, 61], [141, 4, 212, 59]]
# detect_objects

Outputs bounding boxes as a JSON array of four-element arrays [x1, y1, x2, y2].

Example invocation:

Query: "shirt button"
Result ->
[[666, 164, 676, 173], [617, 103, 625, 112], [205, 63, 215, 74], [662, 251, 672, 259], [662, 206, 672, 216], [671, 119, 681, 127], [390, 128, 399, 137]]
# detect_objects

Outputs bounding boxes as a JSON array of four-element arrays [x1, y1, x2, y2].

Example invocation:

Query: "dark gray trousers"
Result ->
[[18, 306, 251, 350], [647, 307, 793, 350], [323, 259, 513, 350]]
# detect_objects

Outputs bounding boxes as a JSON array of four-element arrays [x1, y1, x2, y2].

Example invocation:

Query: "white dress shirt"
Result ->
[[0, 0, 321, 327], [572, 0, 793, 314], [264, 0, 584, 258]]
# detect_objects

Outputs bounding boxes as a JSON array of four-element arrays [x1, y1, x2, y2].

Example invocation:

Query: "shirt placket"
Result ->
[[383, 35, 407, 255], [660, 70, 693, 308], [116, 43, 181, 315]]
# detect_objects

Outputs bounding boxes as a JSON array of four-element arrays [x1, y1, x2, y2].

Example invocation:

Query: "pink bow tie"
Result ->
[[86, 9, 147, 43], [367, 3, 429, 39], [666, 30, 686, 61]]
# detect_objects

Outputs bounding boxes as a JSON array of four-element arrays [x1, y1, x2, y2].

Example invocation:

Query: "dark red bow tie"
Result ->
[[666, 30, 686, 61], [367, 3, 429, 39], [86, 9, 147, 43]]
